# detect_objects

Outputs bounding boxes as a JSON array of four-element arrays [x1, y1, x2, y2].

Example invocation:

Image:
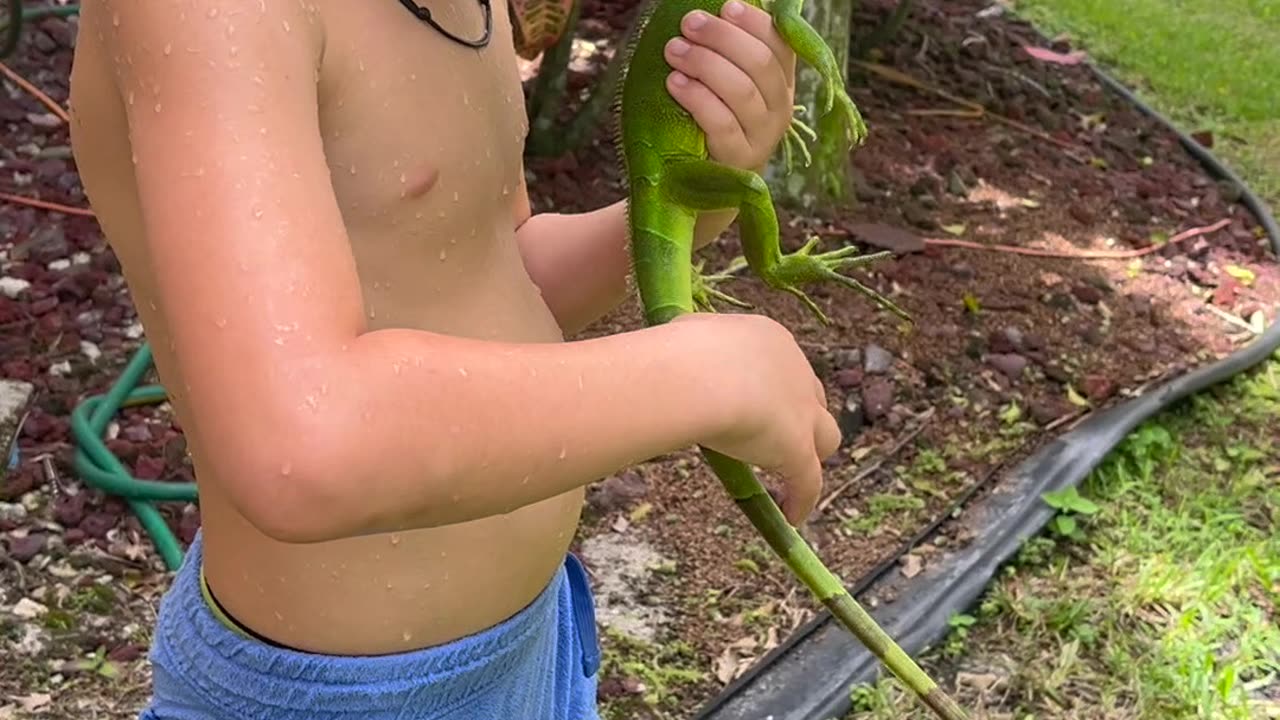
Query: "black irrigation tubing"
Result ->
[[693, 45, 1280, 720]]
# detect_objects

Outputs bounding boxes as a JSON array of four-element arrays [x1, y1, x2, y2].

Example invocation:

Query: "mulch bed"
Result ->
[[1, 0, 1277, 718]]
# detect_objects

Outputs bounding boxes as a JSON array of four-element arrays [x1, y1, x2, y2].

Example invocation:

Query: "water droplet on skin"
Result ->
[[112, 12, 120, 26], [386, 581, 394, 590], [214, 317, 227, 328], [253, 207, 264, 219], [457, 367, 468, 377], [390, 533, 401, 546], [452, 191, 459, 202], [274, 611, 284, 621], [163, 43, 172, 56], [349, 164, 357, 175], [280, 462, 292, 476], [438, 248, 447, 261], [462, 92, 470, 106], [154, 102, 162, 113], [402, 631, 413, 642], [559, 446, 567, 460]]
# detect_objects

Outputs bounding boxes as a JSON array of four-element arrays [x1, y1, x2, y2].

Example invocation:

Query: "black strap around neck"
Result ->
[[399, 0, 493, 49]]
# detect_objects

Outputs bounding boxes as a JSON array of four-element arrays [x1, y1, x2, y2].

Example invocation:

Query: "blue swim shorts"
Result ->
[[139, 531, 602, 719]]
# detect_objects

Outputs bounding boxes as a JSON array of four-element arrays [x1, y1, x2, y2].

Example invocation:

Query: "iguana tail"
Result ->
[[630, 250, 968, 718], [699, 449, 969, 720]]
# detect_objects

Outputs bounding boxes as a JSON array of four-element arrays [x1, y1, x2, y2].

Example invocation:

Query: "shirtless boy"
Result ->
[[67, 0, 841, 717]]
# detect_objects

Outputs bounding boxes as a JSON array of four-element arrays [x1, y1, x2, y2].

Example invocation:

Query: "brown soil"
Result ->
[[1, 0, 1277, 718]]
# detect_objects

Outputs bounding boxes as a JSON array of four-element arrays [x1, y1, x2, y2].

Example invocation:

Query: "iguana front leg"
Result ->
[[662, 159, 908, 324], [769, 0, 868, 146]]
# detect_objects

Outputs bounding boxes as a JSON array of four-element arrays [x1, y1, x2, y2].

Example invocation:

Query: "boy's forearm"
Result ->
[[257, 321, 734, 543], [515, 201, 737, 334]]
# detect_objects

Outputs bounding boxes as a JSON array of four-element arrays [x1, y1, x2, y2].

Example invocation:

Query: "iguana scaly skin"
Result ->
[[613, 1, 968, 718]]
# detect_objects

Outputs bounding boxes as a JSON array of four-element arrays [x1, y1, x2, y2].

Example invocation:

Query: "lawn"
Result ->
[[841, 1, 1280, 718]]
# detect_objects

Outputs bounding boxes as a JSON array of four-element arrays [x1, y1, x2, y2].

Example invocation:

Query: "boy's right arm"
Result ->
[[98, 0, 840, 543]]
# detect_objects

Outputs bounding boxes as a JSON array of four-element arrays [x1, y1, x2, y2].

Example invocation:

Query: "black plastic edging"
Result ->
[[693, 37, 1280, 720]]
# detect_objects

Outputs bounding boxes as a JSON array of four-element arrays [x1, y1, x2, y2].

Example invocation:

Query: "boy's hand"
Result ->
[[670, 313, 841, 525], [664, 0, 797, 172]]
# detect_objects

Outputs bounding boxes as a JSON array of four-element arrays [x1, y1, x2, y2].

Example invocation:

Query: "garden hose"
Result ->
[[70, 342, 193, 571], [2, 1, 81, 59]]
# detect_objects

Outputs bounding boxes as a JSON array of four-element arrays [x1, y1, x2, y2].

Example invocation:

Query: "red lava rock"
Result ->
[[1071, 284, 1104, 304], [586, 470, 649, 514], [7, 533, 48, 562], [1068, 203, 1094, 225], [988, 327, 1022, 354], [107, 643, 145, 662], [122, 423, 154, 443], [0, 467, 40, 501], [79, 511, 119, 539], [1212, 279, 1240, 308], [1029, 399, 1070, 425], [54, 491, 88, 527], [133, 455, 166, 480], [1, 360, 35, 381], [834, 368, 864, 389], [64, 528, 87, 544], [860, 377, 894, 422], [105, 439, 139, 463], [29, 296, 60, 315], [1082, 374, 1117, 401], [986, 353, 1028, 380]]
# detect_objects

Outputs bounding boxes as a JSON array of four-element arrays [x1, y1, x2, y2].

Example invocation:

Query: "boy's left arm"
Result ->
[[514, 0, 797, 335]]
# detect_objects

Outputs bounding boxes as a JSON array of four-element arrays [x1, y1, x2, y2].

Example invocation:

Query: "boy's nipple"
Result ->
[[400, 165, 440, 200]]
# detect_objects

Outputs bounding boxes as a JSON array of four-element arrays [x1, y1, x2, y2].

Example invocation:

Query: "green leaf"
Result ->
[[1066, 385, 1091, 407], [941, 223, 967, 236], [1224, 264, 1256, 286], [1042, 486, 1100, 515], [962, 293, 981, 314], [1052, 515, 1078, 536]]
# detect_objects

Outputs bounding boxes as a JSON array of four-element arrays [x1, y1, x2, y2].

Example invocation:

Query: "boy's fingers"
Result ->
[[665, 37, 769, 125], [780, 453, 822, 525], [718, 0, 796, 86], [680, 7, 790, 111], [815, 410, 841, 461], [666, 71, 746, 141]]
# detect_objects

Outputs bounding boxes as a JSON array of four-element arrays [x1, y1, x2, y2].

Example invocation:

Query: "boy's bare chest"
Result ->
[[314, 0, 528, 229]]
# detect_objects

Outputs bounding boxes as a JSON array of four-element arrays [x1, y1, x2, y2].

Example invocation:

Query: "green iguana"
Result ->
[[613, 0, 969, 717]]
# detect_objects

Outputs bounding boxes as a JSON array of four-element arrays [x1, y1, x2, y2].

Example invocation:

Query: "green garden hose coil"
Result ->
[[70, 342, 194, 571]]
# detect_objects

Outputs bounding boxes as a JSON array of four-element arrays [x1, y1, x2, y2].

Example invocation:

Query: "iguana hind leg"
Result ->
[[663, 159, 908, 324], [691, 258, 753, 313], [769, 0, 867, 146]]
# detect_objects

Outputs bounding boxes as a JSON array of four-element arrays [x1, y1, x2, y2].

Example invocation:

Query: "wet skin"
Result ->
[[69, 0, 584, 654]]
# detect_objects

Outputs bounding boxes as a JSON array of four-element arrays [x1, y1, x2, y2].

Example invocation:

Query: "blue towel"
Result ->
[[140, 531, 602, 719]]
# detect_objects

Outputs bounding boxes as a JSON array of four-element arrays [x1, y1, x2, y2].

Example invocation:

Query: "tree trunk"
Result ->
[[765, 0, 855, 213]]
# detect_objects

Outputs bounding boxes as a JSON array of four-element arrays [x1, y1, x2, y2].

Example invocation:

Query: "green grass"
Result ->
[[836, 2, 1280, 718], [842, 365, 1280, 719], [1015, 0, 1280, 204]]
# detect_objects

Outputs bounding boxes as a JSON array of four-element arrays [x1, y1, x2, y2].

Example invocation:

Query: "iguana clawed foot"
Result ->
[[781, 106, 817, 174], [691, 258, 752, 313], [821, 81, 868, 147], [759, 236, 908, 324]]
